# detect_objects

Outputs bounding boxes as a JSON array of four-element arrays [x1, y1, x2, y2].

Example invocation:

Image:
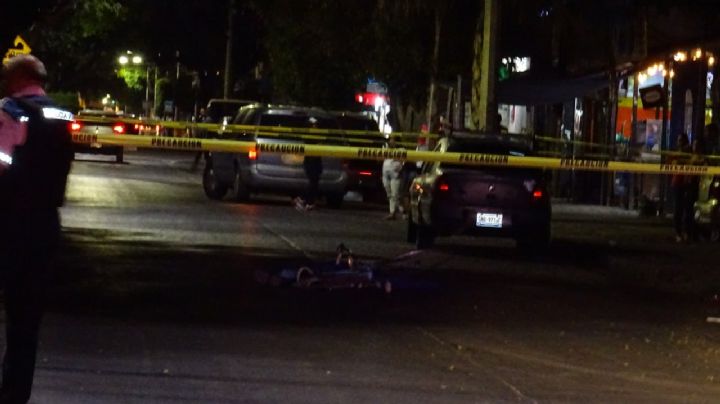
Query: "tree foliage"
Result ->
[[27, 0, 127, 97], [117, 67, 144, 91]]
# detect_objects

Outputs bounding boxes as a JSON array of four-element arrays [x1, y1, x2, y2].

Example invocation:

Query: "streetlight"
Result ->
[[118, 50, 155, 117]]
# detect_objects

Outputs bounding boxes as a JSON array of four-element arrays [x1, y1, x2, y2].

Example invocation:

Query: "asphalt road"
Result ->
[[7, 150, 720, 403]]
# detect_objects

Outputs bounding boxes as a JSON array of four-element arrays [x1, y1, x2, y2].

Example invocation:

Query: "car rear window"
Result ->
[[439, 141, 535, 173]]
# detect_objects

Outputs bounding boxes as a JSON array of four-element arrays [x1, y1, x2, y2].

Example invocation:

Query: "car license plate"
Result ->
[[477, 213, 503, 228], [281, 154, 304, 165]]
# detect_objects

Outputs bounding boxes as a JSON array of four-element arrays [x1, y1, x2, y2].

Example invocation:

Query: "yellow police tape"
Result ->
[[72, 133, 720, 176], [77, 115, 720, 162]]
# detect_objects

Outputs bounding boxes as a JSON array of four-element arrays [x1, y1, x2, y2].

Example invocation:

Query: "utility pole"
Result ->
[[426, 8, 442, 129], [471, 0, 499, 133], [224, 0, 236, 99]]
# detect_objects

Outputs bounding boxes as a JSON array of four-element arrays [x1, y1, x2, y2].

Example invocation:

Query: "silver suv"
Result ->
[[202, 104, 348, 207]]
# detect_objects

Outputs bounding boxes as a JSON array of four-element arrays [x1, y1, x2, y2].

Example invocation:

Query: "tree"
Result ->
[[23, 0, 127, 101]]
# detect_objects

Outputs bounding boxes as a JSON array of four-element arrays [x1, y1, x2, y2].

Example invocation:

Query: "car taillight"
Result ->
[[533, 190, 543, 199], [359, 171, 373, 177], [113, 123, 125, 134], [70, 121, 82, 131], [438, 183, 450, 192], [248, 148, 258, 160]]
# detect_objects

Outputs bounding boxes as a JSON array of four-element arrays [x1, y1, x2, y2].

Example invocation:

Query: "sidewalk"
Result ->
[[551, 199, 641, 218]]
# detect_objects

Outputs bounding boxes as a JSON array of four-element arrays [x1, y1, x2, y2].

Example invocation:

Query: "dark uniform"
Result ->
[[0, 95, 73, 403], [303, 155, 323, 206]]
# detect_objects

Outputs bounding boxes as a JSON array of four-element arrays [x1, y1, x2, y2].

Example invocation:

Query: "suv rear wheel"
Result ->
[[203, 163, 228, 200]]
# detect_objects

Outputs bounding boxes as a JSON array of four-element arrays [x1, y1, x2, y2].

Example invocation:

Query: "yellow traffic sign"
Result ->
[[3, 35, 32, 64]]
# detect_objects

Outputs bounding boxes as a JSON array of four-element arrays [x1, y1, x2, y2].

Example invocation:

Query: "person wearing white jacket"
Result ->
[[382, 136, 405, 220]]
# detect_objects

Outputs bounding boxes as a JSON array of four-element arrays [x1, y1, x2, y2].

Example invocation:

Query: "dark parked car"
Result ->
[[407, 133, 551, 250], [202, 104, 348, 207], [694, 175, 720, 242], [71, 109, 139, 163], [332, 111, 384, 199]]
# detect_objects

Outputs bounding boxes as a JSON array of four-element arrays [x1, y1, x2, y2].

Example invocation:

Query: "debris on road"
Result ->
[[254, 244, 393, 293]]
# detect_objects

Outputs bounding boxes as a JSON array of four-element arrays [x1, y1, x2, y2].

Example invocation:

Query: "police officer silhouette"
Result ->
[[0, 55, 74, 404]]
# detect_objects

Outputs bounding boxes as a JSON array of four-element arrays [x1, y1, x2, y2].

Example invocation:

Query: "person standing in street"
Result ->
[[671, 133, 691, 243], [295, 118, 323, 211], [685, 136, 707, 242], [190, 107, 209, 171], [0, 55, 74, 404], [298, 151, 323, 211], [382, 136, 405, 220]]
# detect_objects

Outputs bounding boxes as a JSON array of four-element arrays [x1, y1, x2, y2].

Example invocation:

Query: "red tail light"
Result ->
[[439, 183, 450, 192], [248, 149, 258, 160], [113, 123, 125, 134], [70, 121, 82, 131], [532, 190, 544, 199], [358, 171, 373, 177]]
